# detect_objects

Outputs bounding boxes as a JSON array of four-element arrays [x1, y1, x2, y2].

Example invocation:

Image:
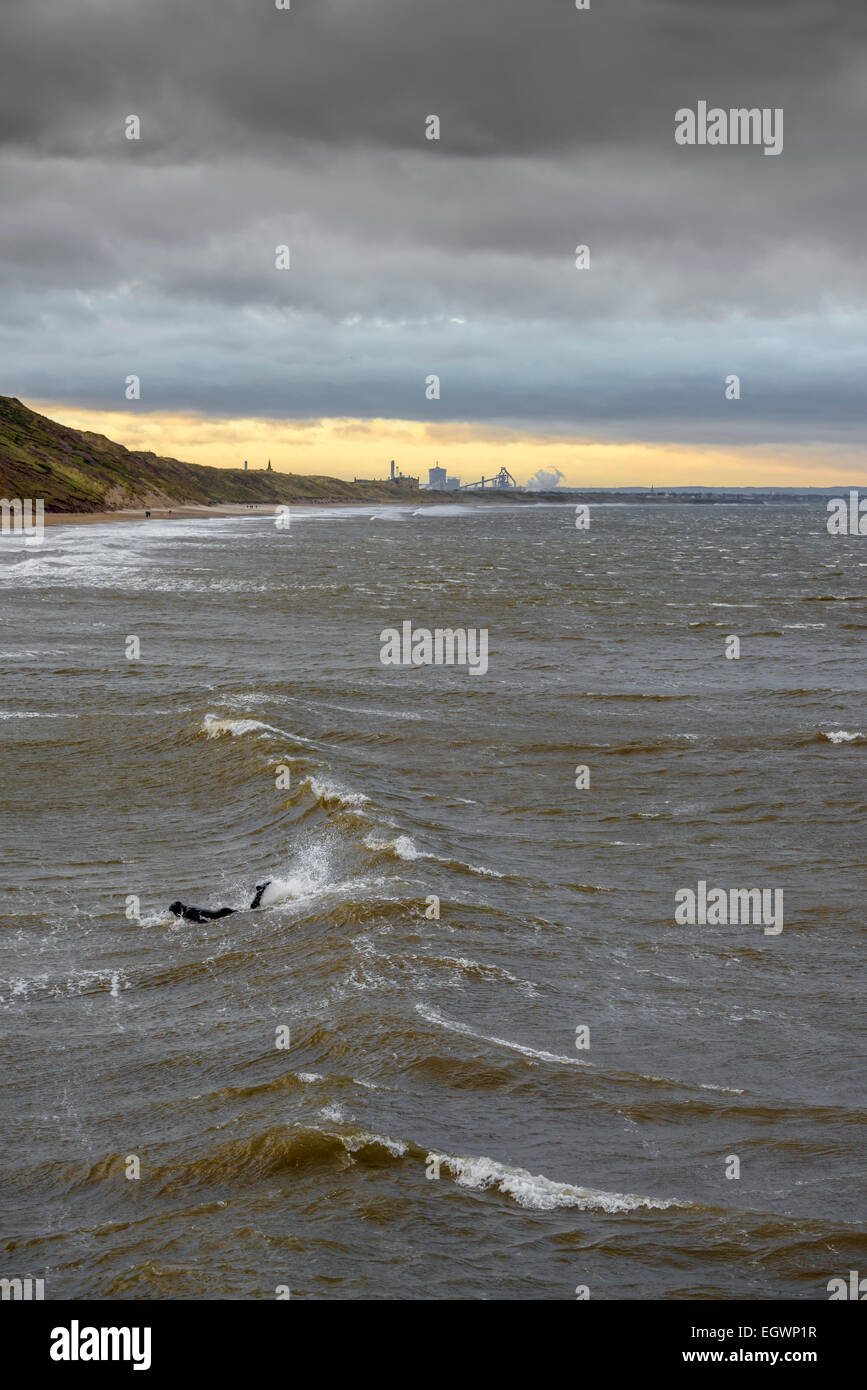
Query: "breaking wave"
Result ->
[[301, 775, 369, 811], [428, 1152, 688, 1213], [78, 1123, 685, 1216], [201, 713, 276, 739], [363, 833, 505, 877]]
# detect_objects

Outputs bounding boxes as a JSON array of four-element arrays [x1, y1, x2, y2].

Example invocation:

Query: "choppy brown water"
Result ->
[[0, 501, 865, 1298]]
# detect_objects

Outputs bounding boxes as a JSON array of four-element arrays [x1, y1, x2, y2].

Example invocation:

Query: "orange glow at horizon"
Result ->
[[30, 402, 867, 489]]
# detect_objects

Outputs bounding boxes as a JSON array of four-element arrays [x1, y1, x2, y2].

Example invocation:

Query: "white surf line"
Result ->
[[416, 1004, 745, 1094]]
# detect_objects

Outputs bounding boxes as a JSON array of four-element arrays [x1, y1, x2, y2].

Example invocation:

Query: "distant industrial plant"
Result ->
[[427, 464, 519, 492], [354, 460, 419, 488], [349, 459, 523, 492], [427, 465, 461, 491]]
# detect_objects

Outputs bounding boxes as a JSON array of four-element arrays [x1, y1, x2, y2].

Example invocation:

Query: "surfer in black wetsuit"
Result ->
[[169, 881, 271, 923]]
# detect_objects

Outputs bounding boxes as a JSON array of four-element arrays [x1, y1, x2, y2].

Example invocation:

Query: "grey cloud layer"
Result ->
[[1, 0, 865, 444]]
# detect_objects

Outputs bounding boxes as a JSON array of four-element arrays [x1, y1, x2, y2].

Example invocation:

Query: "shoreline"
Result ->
[[43, 501, 349, 527], [40, 491, 837, 527], [40, 495, 555, 526]]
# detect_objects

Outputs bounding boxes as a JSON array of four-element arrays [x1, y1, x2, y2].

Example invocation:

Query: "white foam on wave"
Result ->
[[416, 1003, 590, 1067], [411, 505, 471, 518], [256, 842, 336, 907], [1, 967, 130, 1002], [319, 1102, 346, 1123], [252, 842, 387, 914], [429, 1151, 687, 1213], [418, 1004, 745, 1095], [363, 832, 504, 877], [205, 708, 324, 750], [351, 1132, 407, 1157], [327, 1128, 408, 1158], [0, 524, 269, 595], [413, 953, 536, 994], [437, 955, 522, 984], [315, 699, 423, 721], [821, 729, 863, 743], [0, 710, 68, 720], [296, 1071, 377, 1089], [0, 648, 71, 660], [364, 831, 420, 860], [134, 909, 176, 927], [302, 775, 369, 811], [202, 713, 276, 738]]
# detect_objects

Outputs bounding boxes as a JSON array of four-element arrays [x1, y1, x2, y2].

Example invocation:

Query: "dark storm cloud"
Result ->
[[2, 0, 862, 158], [1, 0, 866, 444]]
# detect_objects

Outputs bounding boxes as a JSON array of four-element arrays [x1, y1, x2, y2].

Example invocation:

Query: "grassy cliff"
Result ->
[[0, 397, 426, 512]]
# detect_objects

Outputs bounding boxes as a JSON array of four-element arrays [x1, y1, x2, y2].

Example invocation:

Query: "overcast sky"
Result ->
[[1, 0, 866, 470]]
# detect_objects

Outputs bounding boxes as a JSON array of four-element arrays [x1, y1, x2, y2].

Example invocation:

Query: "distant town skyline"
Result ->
[[3, 0, 866, 485]]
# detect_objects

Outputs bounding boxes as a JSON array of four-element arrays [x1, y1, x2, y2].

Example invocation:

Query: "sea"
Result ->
[[0, 500, 864, 1300]]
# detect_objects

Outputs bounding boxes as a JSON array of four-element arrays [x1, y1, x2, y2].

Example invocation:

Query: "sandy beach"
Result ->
[[44, 502, 321, 527]]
